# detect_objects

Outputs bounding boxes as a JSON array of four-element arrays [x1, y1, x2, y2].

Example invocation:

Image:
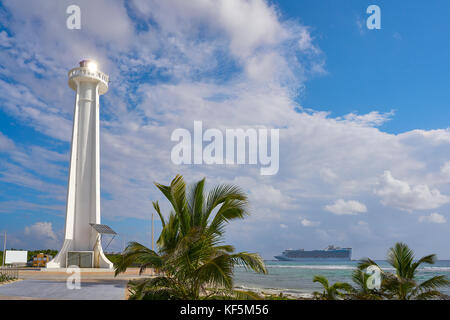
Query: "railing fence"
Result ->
[[0, 266, 19, 280]]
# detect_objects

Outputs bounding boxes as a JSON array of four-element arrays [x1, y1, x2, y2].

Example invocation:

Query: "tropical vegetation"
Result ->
[[312, 275, 353, 300], [0, 266, 17, 283], [27, 249, 58, 261], [114, 175, 267, 300], [0, 273, 14, 283], [313, 242, 450, 300]]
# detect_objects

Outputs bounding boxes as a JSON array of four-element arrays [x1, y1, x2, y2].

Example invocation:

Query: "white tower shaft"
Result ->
[[47, 61, 112, 269]]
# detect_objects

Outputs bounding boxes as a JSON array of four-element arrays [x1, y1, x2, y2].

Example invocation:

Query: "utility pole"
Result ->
[[2, 231, 6, 267], [151, 212, 154, 251]]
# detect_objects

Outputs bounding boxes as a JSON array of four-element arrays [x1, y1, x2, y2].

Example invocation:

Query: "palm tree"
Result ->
[[345, 268, 384, 300], [115, 175, 267, 299], [358, 242, 450, 300], [312, 275, 353, 300]]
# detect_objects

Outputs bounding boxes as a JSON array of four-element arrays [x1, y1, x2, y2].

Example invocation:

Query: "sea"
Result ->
[[233, 260, 450, 298]]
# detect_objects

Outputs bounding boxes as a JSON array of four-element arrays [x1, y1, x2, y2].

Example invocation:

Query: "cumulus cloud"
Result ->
[[246, 182, 294, 210], [441, 162, 450, 178], [319, 168, 338, 183], [339, 111, 395, 127], [375, 171, 449, 211], [0, 0, 450, 258], [325, 199, 367, 215], [23, 222, 60, 248], [25, 222, 56, 239], [418, 213, 446, 224], [300, 218, 320, 227]]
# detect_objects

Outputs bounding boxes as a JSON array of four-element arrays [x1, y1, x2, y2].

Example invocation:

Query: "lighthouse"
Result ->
[[47, 60, 113, 269]]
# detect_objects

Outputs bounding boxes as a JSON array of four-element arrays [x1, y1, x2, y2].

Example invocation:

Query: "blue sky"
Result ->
[[280, 0, 450, 133], [0, 0, 449, 260]]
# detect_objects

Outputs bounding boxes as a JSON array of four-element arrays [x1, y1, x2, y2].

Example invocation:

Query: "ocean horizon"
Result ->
[[233, 260, 450, 297]]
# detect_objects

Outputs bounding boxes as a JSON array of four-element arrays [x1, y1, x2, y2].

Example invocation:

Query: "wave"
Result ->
[[421, 267, 450, 272], [265, 265, 356, 270], [260, 265, 450, 272], [234, 284, 314, 298]]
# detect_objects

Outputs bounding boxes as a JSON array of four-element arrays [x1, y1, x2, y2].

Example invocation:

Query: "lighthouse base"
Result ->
[[47, 239, 114, 269]]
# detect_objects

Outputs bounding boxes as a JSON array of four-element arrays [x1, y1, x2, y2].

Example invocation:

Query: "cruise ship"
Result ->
[[274, 245, 352, 261]]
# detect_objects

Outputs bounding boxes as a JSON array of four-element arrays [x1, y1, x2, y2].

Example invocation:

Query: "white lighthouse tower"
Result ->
[[47, 60, 113, 269]]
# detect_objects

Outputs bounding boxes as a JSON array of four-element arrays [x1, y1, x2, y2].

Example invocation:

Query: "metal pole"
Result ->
[[151, 212, 154, 251], [2, 232, 6, 267]]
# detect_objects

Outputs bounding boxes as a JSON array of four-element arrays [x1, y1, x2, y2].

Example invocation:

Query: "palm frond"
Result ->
[[204, 184, 247, 224], [414, 290, 446, 300], [155, 175, 190, 235], [351, 269, 368, 291], [313, 275, 329, 289], [410, 254, 436, 277], [187, 178, 205, 227], [387, 242, 414, 278], [114, 241, 160, 276], [332, 282, 354, 293], [207, 199, 248, 237], [152, 201, 166, 228], [194, 253, 234, 289], [357, 258, 381, 271], [416, 275, 450, 292], [230, 252, 267, 274]]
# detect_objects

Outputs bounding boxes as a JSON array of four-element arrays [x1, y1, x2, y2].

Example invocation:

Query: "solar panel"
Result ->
[[89, 223, 117, 235]]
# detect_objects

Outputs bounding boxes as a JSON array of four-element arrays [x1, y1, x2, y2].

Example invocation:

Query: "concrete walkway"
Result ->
[[0, 268, 156, 299], [0, 279, 127, 300]]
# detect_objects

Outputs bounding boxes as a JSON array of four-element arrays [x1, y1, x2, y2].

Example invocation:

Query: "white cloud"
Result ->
[[0, 201, 63, 216], [375, 171, 449, 211], [0, 30, 12, 47], [24, 222, 57, 240], [356, 17, 366, 35], [23, 222, 60, 248], [300, 218, 320, 227], [418, 213, 446, 224], [246, 182, 294, 210], [133, 0, 287, 58], [319, 168, 338, 183], [441, 162, 450, 178], [400, 129, 450, 145], [3, 222, 61, 250], [0, 131, 15, 152], [349, 221, 372, 237], [325, 199, 367, 216], [339, 111, 394, 127], [1, 0, 450, 258]]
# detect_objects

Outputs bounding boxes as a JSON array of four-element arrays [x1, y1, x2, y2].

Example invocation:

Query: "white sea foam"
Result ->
[[234, 285, 313, 299], [264, 264, 450, 272], [233, 263, 450, 298], [422, 267, 450, 272], [266, 264, 355, 270]]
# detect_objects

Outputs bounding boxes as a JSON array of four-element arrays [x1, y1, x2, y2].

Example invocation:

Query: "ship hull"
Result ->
[[274, 256, 351, 261], [274, 247, 352, 261]]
